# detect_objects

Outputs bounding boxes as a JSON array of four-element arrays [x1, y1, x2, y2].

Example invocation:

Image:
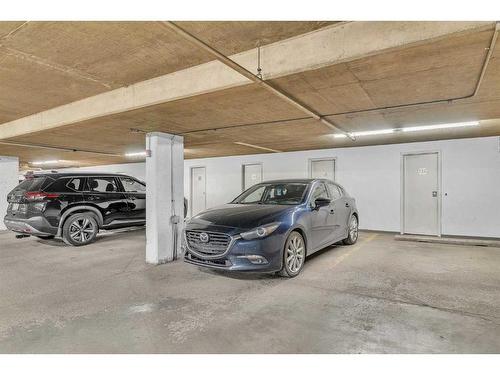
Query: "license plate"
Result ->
[[11, 203, 19, 211]]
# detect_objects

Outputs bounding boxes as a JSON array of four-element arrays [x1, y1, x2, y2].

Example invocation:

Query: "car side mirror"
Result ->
[[314, 197, 331, 210]]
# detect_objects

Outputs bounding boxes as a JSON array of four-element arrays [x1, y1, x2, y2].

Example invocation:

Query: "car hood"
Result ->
[[188, 204, 294, 230]]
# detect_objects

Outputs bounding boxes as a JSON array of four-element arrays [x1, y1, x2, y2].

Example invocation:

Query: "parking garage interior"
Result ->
[[1, 19, 500, 354]]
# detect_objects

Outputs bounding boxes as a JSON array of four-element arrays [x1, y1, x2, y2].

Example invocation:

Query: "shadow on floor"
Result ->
[[29, 226, 146, 247], [196, 243, 344, 280]]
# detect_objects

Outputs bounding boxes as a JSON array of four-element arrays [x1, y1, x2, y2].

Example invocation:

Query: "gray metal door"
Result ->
[[310, 158, 335, 181], [242, 163, 262, 191], [403, 153, 440, 235], [190, 167, 206, 216]]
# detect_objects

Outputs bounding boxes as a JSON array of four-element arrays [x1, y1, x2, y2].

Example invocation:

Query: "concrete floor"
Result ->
[[0, 228, 499, 353]]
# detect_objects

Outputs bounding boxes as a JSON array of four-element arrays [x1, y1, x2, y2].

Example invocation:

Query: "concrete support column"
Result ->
[[0, 156, 19, 230], [145, 133, 184, 264]]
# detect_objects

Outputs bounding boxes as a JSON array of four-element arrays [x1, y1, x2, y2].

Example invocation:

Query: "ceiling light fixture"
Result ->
[[125, 151, 148, 158], [333, 129, 394, 138], [332, 121, 479, 139], [30, 160, 64, 166], [400, 121, 479, 132]]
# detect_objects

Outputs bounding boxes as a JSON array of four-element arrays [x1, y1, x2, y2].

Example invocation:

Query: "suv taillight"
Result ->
[[24, 191, 60, 201]]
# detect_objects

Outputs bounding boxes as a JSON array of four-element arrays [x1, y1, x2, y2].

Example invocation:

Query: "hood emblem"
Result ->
[[199, 232, 209, 243]]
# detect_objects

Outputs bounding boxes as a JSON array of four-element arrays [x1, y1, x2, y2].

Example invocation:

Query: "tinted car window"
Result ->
[[327, 183, 342, 200], [120, 177, 146, 193], [15, 176, 52, 192], [310, 183, 329, 202], [44, 177, 73, 193], [68, 178, 84, 191], [86, 177, 119, 193]]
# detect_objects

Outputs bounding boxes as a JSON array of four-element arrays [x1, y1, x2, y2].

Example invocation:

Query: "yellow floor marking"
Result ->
[[330, 233, 378, 269]]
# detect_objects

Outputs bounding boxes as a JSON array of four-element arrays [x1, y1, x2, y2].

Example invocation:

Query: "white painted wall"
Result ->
[[56, 136, 500, 238], [0, 156, 19, 230]]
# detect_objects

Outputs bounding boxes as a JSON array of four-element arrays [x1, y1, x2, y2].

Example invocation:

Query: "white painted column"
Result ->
[[145, 132, 184, 264], [0, 156, 19, 230]]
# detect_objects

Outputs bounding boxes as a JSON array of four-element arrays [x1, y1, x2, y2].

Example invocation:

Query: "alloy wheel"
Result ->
[[69, 218, 96, 244], [349, 216, 358, 242], [286, 233, 305, 273]]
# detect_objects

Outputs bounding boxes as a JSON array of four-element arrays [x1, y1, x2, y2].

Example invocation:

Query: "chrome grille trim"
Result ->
[[184, 230, 237, 259]]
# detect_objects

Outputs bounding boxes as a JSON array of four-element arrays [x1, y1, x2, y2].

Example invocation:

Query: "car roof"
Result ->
[[259, 178, 334, 184], [27, 172, 133, 178]]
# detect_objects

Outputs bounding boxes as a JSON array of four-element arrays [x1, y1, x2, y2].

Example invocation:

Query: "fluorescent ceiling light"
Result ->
[[401, 121, 479, 132], [125, 151, 147, 157], [333, 121, 479, 138], [30, 160, 63, 165], [333, 129, 394, 138]]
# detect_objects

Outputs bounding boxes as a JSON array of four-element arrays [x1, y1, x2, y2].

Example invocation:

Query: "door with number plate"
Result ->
[[403, 152, 440, 235]]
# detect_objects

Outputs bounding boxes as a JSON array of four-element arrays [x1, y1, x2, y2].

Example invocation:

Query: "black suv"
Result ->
[[4, 173, 146, 246]]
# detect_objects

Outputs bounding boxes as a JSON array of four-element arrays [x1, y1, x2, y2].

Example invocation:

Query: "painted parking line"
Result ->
[[329, 233, 378, 269]]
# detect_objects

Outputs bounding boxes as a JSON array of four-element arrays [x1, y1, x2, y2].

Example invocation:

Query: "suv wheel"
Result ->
[[279, 231, 306, 277], [62, 213, 99, 246]]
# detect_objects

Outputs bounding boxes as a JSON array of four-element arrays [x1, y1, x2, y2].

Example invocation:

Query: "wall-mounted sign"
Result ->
[[417, 167, 428, 175]]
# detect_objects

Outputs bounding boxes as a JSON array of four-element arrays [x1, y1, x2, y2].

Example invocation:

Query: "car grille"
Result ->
[[185, 230, 231, 256], [185, 252, 231, 267]]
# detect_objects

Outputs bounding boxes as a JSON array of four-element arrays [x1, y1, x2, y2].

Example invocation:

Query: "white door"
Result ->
[[191, 167, 206, 216], [403, 153, 440, 236], [242, 163, 263, 191], [310, 158, 335, 181]]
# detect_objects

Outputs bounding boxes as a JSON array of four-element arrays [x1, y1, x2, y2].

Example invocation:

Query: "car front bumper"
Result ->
[[183, 230, 286, 273]]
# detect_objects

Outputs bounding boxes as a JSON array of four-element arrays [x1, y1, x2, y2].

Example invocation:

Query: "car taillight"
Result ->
[[24, 191, 60, 201]]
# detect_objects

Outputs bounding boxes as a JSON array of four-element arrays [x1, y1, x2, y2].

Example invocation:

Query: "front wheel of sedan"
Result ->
[[343, 215, 359, 245], [279, 231, 306, 277], [62, 213, 99, 246]]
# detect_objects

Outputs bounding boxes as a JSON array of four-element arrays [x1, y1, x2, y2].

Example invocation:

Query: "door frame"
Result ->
[[241, 162, 263, 191], [400, 150, 442, 236], [308, 157, 336, 181], [190, 165, 207, 217]]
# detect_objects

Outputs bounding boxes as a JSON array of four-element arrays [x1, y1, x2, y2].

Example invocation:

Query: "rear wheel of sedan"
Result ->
[[279, 231, 306, 277], [62, 213, 99, 246], [343, 215, 358, 245]]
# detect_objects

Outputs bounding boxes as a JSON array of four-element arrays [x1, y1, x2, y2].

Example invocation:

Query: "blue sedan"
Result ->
[[183, 179, 359, 277]]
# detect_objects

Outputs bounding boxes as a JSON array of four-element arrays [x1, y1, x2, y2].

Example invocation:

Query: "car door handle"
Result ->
[[345, 202, 350, 207], [329, 209, 335, 214]]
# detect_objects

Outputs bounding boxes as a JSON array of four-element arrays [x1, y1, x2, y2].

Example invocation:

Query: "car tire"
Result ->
[[278, 231, 306, 277], [62, 212, 99, 246], [343, 215, 359, 245], [35, 235, 55, 240]]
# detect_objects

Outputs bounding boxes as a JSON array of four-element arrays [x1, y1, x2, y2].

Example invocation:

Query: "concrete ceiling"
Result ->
[[0, 21, 499, 169], [0, 21, 334, 124]]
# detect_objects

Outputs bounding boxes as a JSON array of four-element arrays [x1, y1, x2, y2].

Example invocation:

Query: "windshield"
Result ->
[[232, 183, 308, 205]]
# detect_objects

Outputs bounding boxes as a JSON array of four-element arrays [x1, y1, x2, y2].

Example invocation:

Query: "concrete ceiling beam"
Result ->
[[0, 21, 493, 140]]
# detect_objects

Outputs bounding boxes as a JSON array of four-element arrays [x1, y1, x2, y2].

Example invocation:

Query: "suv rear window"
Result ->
[[44, 177, 84, 193], [15, 177, 52, 192], [67, 178, 84, 191]]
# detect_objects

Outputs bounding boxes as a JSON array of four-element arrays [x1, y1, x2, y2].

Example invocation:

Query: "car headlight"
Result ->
[[240, 222, 281, 240]]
